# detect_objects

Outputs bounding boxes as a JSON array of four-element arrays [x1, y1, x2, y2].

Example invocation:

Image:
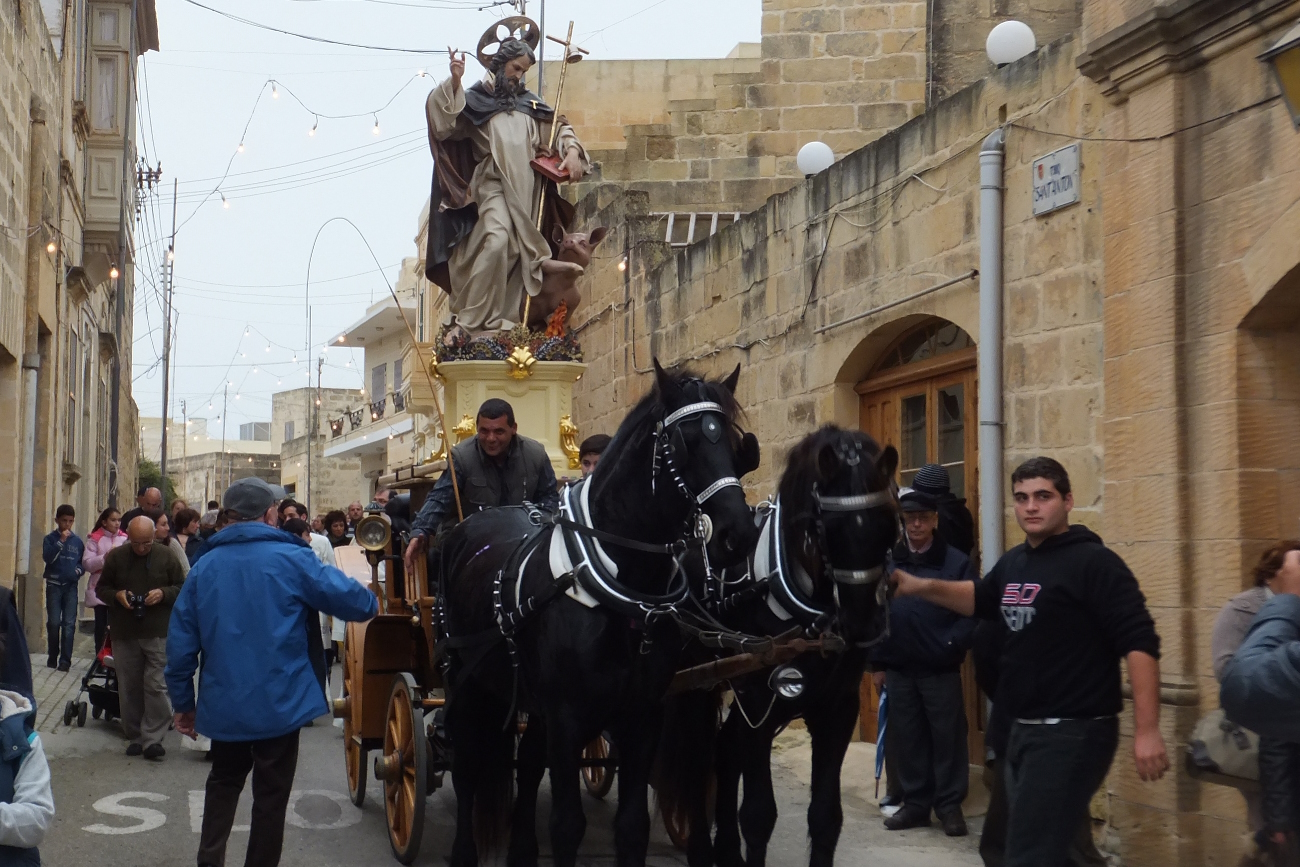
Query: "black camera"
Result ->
[[125, 591, 148, 620]]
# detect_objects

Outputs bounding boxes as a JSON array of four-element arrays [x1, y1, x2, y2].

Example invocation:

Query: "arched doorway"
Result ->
[[853, 317, 984, 763]]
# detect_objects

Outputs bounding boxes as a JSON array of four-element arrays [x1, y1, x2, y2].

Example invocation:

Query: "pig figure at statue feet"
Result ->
[[522, 226, 608, 331]]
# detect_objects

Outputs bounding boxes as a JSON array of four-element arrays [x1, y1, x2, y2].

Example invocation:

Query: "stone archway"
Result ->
[[1237, 263, 1300, 558]]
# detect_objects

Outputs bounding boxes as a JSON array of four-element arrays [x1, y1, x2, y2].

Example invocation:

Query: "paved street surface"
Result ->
[[36, 656, 984, 867]]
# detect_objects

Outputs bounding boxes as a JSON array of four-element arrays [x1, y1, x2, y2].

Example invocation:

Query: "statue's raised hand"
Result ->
[[448, 48, 465, 91]]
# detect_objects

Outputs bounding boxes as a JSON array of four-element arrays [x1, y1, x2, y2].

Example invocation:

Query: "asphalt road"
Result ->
[[38, 667, 984, 867]]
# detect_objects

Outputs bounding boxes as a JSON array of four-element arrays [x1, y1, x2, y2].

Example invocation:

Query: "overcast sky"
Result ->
[[134, 0, 760, 439]]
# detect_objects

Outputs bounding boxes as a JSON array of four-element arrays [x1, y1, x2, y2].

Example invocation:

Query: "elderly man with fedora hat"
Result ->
[[165, 477, 378, 867], [872, 486, 979, 836]]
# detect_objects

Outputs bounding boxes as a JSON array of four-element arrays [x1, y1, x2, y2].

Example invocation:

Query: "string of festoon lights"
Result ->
[[175, 71, 432, 231]]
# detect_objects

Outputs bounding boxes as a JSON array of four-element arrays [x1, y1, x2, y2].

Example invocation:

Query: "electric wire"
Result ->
[[179, 0, 453, 54]]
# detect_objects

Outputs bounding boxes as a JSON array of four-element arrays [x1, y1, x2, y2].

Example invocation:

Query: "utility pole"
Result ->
[[180, 399, 188, 502], [220, 383, 228, 495], [159, 178, 177, 507], [307, 355, 323, 514]]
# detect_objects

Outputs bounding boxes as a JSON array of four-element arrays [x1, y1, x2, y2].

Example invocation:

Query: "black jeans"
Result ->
[[93, 605, 109, 654], [885, 669, 968, 815], [1003, 717, 1118, 867], [198, 730, 300, 867], [980, 756, 1107, 867]]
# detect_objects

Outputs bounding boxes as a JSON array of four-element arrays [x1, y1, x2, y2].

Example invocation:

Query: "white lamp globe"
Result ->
[[986, 20, 1036, 66], [797, 141, 835, 177]]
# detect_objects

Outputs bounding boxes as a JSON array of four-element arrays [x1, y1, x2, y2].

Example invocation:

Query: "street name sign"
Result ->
[[1032, 143, 1080, 217]]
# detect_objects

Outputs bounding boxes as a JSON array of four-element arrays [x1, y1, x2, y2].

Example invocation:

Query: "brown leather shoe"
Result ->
[[884, 805, 931, 831]]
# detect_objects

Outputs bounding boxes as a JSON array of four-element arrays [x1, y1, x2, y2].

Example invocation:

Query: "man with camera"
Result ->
[[97, 515, 185, 759]]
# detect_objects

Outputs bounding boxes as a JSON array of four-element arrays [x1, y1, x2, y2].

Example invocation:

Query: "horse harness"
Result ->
[[439, 399, 757, 718]]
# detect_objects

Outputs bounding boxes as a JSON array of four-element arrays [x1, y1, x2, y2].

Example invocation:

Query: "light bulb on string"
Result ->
[[109, 265, 120, 280], [244, 328, 250, 337], [372, 115, 381, 136], [271, 82, 279, 99], [237, 141, 245, 153], [46, 241, 56, 254], [221, 192, 230, 209], [277, 379, 281, 386], [265, 345, 270, 352], [308, 116, 318, 137]]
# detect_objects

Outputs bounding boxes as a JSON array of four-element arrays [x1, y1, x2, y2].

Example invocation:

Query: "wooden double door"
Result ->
[[855, 346, 984, 761]]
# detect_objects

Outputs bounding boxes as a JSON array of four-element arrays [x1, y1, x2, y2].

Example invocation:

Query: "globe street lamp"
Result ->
[[986, 21, 1036, 67], [797, 141, 835, 178], [1261, 21, 1300, 129]]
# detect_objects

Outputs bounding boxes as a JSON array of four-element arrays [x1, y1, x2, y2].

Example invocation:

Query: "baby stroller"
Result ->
[[63, 630, 119, 727]]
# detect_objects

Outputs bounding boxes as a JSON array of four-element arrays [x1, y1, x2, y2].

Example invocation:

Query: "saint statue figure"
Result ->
[[424, 37, 590, 339]]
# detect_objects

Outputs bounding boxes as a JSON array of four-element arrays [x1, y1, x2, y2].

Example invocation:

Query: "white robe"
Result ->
[[426, 74, 589, 333]]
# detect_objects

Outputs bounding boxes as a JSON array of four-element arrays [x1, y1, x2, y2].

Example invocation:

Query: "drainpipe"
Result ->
[[977, 128, 1005, 575], [16, 101, 49, 614]]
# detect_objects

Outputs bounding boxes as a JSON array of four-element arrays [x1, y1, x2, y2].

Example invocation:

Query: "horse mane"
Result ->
[[777, 425, 885, 524], [590, 365, 743, 492]]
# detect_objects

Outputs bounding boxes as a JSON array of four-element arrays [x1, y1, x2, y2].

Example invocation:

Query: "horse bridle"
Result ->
[[652, 400, 743, 507], [811, 449, 897, 586]]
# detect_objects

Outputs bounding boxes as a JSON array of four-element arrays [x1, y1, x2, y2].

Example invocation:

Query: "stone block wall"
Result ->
[[571, 39, 1103, 522], [1078, 2, 1300, 861], [173, 451, 280, 507], [574, 0, 931, 216]]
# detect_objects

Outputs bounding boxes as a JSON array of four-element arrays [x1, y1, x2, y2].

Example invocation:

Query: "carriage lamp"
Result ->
[[1262, 21, 1300, 129], [355, 513, 392, 553], [770, 664, 805, 700]]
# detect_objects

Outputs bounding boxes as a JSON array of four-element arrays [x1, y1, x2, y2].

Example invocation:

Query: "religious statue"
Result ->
[[424, 25, 591, 344]]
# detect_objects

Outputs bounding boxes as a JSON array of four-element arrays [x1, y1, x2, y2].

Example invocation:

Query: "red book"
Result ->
[[530, 153, 570, 183]]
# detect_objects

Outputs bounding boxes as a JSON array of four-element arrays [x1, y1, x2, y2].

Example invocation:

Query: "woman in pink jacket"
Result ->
[[82, 508, 127, 652]]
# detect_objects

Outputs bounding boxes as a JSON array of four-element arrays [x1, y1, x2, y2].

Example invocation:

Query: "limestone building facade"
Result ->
[[1, 1, 157, 638], [524, 0, 1300, 862]]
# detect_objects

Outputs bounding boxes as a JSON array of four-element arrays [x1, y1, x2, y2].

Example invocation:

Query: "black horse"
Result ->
[[657, 426, 899, 867], [437, 362, 762, 867]]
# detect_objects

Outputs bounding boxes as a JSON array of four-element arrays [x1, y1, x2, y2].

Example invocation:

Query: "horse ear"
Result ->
[[552, 223, 565, 246], [737, 432, 761, 476], [876, 445, 899, 484], [722, 364, 741, 395], [653, 358, 678, 399], [588, 226, 608, 247]]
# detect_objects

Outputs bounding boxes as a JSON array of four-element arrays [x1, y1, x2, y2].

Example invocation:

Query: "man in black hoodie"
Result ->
[[892, 456, 1168, 867]]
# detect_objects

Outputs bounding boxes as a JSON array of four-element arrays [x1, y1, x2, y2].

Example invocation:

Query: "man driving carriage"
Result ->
[[403, 399, 559, 573]]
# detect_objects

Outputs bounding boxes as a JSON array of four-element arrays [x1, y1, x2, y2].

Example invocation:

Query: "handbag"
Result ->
[[1186, 708, 1259, 782]]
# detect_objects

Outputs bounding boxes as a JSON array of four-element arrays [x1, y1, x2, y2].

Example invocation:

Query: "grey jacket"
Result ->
[[1221, 594, 1300, 740]]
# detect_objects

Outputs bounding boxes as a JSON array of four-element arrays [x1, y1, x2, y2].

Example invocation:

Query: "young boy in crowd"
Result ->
[[42, 505, 84, 671]]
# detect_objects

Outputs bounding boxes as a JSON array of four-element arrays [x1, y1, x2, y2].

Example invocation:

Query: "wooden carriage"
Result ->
[[333, 511, 446, 863]]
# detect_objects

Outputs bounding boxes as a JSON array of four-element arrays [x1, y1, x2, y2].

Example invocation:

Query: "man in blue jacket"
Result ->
[[165, 477, 378, 867], [42, 504, 84, 671], [874, 488, 978, 836]]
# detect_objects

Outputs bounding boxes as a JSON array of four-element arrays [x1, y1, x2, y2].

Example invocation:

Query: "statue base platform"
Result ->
[[407, 354, 588, 480]]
